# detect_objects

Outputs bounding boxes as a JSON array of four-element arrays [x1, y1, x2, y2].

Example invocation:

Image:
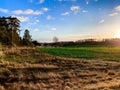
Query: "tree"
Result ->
[[32, 40, 40, 46], [53, 36, 58, 43], [23, 29, 32, 46], [0, 16, 21, 45]]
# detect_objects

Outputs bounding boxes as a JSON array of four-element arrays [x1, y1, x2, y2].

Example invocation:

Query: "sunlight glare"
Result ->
[[116, 30, 120, 38]]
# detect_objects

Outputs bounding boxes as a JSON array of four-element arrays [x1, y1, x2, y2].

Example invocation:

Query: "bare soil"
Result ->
[[0, 48, 120, 90]]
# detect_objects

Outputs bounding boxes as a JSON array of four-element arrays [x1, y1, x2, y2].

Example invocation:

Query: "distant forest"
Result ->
[[41, 38, 120, 47]]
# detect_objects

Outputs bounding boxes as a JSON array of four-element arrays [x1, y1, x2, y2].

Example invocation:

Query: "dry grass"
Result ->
[[0, 47, 120, 90]]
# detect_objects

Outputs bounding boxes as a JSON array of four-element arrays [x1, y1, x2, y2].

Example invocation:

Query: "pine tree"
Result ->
[[23, 29, 33, 46]]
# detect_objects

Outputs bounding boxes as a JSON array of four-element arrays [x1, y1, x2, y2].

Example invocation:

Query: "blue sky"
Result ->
[[0, 0, 120, 42]]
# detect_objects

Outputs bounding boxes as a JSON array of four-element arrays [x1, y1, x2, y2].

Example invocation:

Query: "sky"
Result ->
[[0, 0, 120, 42]]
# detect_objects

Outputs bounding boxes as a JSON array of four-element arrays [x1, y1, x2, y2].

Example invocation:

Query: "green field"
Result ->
[[37, 46, 120, 61]]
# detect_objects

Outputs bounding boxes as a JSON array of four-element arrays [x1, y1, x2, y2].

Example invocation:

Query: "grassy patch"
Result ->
[[37, 46, 120, 61]]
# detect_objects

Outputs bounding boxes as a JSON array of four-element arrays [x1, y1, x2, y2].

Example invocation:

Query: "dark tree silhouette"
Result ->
[[0, 16, 21, 45], [32, 40, 40, 46], [23, 29, 33, 46]]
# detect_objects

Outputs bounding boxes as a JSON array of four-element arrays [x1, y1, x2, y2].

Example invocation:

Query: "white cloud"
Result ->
[[16, 16, 29, 22], [33, 10, 43, 15], [42, 8, 49, 12], [51, 28, 57, 31], [46, 15, 54, 20], [32, 28, 39, 32], [28, 0, 44, 4], [12, 10, 23, 14], [114, 5, 120, 11], [61, 12, 70, 16], [39, 0, 44, 4], [109, 12, 118, 16], [71, 6, 80, 14], [0, 8, 8, 13], [12, 9, 43, 15], [82, 10, 88, 13], [24, 9, 33, 14], [99, 19, 104, 24], [71, 6, 79, 11]]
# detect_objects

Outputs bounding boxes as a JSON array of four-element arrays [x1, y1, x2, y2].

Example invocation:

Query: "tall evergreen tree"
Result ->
[[23, 29, 32, 46]]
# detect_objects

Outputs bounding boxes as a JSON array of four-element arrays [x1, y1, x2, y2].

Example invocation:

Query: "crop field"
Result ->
[[0, 47, 120, 90], [38, 46, 120, 61]]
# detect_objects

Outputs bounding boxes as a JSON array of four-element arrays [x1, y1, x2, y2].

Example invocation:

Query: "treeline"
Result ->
[[39, 38, 120, 47], [75, 38, 120, 46], [1, 16, 120, 47], [0, 16, 32, 46]]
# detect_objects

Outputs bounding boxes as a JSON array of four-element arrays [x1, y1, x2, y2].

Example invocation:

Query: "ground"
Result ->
[[0, 48, 120, 90]]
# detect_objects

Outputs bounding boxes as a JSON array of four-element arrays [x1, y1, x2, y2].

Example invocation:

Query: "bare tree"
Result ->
[[53, 36, 58, 43]]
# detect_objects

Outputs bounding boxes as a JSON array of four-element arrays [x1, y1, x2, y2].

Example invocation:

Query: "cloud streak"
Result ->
[[51, 27, 57, 31], [115, 5, 120, 11], [61, 12, 70, 16], [12, 16, 29, 22], [0, 8, 8, 13], [42, 8, 49, 12], [99, 19, 104, 24], [12, 9, 43, 15], [82, 10, 88, 13], [109, 12, 118, 16]]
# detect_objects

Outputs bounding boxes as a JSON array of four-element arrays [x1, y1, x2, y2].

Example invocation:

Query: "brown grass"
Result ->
[[0, 47, 120, 90]]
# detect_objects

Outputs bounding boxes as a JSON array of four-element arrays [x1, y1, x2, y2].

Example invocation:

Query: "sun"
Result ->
[[116, 30, 120, 38]]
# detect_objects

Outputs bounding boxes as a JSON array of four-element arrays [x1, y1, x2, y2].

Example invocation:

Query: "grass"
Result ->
[[0, 47, 120, 89], [37, 46, 120, 61]]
